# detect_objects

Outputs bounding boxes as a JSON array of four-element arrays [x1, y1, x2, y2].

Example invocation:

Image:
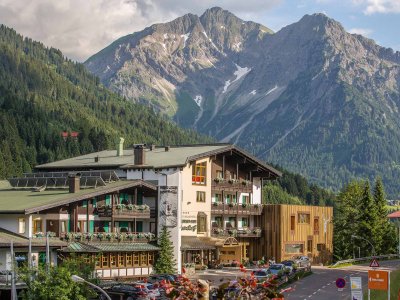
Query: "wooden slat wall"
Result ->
[[259, 204, 333, 265]]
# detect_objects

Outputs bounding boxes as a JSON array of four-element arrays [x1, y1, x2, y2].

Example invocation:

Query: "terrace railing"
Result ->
[[211, 202, 263, 215]]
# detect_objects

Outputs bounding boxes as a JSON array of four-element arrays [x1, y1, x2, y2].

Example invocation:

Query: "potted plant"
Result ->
[[241, 203, 247, 208], [105, 233, 112, 241], [127, 233, 134, 240], [212, 201, 219, 206], [228, 202, 234, 208], [127, 204, 134, 210], [116, 203, 124, 210], [96, 233, 104, 241]]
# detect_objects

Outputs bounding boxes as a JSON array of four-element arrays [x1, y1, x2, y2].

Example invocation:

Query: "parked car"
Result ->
[[147, 274, 176, 284], [280, 260, 297, 273], [293, 256, 311, 270], [267, 264, 286, 276], [253, 269, 270, 283], [107, 284, 152, 300]]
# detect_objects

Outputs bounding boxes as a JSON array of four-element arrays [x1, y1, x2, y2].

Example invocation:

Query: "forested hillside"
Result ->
[[0, 25, 211, 178], [263, 167, 336, 207]]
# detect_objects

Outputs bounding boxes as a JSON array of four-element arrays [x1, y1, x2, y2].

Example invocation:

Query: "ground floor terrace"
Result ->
[[61, 241, 159, 279]]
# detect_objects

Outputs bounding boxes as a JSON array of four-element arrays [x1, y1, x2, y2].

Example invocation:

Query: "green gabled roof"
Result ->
[[0, 180, 156, 214], [61, 242, 160, 253], [35, 143, 281, 177], [0, 227, 67, 247]]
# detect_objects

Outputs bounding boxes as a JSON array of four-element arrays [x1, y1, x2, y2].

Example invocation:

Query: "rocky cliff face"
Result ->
[[85, 8, 400, 196]]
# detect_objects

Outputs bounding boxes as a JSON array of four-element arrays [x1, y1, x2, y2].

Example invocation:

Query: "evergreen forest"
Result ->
[[0, 25, 211, 178]]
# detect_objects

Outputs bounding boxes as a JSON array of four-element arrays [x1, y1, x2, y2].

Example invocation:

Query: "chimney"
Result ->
[[68, 173, 81, 193], [116, 137, 125, 156], [134, 145, 146, 165], [165, 146, 170, 152]]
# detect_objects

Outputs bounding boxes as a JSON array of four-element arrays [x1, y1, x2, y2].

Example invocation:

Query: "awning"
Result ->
[[60, 242, 160, 253], [181, 236, 217, 251]]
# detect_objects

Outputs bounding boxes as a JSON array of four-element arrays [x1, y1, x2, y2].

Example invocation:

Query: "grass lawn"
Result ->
[[364, 268, 400, 299]]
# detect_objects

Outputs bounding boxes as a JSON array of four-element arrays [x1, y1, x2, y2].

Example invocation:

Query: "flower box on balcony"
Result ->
[[241, 203, 247, 208], [212, 202, 219, 206], [228, 203, 234, 208]]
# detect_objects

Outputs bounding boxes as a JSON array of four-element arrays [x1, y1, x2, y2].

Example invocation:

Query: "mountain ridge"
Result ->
[[84, 8, 400, 197]]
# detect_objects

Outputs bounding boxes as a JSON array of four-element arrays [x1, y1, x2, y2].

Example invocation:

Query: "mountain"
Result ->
[[0, 25, 211, 178], [85, 7, 400, 197]]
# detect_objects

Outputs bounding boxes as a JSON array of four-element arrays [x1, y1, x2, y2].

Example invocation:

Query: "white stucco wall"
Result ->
[[253, 177, 262, 204]]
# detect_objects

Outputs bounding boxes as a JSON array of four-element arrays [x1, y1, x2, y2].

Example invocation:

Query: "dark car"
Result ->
[[281, 260, 297, 273], [253, 269, 270, 283], [147, 274, 176, 283], [107, 284, 151, 300]]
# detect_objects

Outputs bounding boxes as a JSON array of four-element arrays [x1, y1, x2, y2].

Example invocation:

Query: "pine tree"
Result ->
[[153, 226, 176, 274], [357, 181, 378, 256], [373, 177, 398, 254]]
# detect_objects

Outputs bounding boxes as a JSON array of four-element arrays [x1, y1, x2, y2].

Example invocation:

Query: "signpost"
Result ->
[[336, 278, 346, 292], [350, 276, 363, 299], [368, 269, 390, 300]]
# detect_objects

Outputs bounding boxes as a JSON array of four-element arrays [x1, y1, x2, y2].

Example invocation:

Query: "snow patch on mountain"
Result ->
[[194, 95, 203, 107], [181, 33, 190, 48], [249, 90, 256, 95], [266, 85, 278, 96], [223, 64, 251, 93]]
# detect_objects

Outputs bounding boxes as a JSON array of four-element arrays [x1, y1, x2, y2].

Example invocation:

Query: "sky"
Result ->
[[0, 0, 399, 62]]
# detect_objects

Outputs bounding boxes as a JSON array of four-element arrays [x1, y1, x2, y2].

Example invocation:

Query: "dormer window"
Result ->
[[192, 162, 206, 185]]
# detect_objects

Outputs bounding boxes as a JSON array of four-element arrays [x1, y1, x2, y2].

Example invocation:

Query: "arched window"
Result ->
[[197, 212, 207, 233]]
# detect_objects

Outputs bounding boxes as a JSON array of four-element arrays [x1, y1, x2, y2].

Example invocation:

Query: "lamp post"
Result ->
[[351, 235, 376, 257], [71, 275, 111, 300]]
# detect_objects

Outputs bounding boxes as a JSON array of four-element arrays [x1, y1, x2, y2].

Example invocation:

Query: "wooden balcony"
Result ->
[[211, 202, 263, 215], [59, 231, 156, 243], [211, 178, 252, 192], [211, 227, 262, 238], [95, 204, 151, 219]]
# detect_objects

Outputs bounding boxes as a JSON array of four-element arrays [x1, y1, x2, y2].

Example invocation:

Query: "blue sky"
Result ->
[[0, 0, 398, 61]]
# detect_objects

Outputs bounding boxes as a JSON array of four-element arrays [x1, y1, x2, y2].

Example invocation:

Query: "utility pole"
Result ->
[[10, 241, 17, 300]]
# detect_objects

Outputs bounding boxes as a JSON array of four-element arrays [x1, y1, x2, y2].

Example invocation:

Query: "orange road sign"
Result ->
[[368, 270, 388, 290]]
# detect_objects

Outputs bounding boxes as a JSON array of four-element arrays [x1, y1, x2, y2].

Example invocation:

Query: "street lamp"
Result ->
[[351, 235, 376, 257], [71, 275, 111, 300]]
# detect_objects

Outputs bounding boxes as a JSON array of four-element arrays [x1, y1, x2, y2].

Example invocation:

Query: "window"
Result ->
[[118, 253, 125, 267], [314, 218, 319, 234], [82, 200, 88, 208], [77, 221, 87, 233], [307, 239, 313, 253], [290, 215, 295, 231], [192, 162, 207, 185], [228, 217, 236, 228], [196, 191, 206, 202], [242, 195, 249, 204], [214, 217, 223, 227], [92, 198, 97, 208], [126, 253, 133, 267], [214, 193, 221, 203], [140, 252, 147, 266], [148, 252, 154, 265], [33, 219, 42, 233], [61, 220, 69, 233], [197, 212, 207, 233], [18, 218, 26, 234], [317, 244, 326, 251], [241, 218, 249, 228], [110, 253, 117, 267], [216, 170, 223, 179], [285, 243, 304, 254], [298, 213, 310, 224], [102, 254, 109, 268], [133, 253, 139, 266], [226, 194, 231, 204], [95, 255, 101, 268]]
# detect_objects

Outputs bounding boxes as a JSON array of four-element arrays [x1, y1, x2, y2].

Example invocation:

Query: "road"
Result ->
[[191, 260, 400, 300], [284, 260, 400, 300]]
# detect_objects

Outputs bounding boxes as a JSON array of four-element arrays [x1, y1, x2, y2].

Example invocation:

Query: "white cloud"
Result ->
[[352, 0, 400, 14], [348, 27, 373, 36], [0, 0, 281, 61]]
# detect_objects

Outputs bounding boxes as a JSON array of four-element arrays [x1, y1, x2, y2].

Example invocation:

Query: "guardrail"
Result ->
[[332, 253, 400, 267]]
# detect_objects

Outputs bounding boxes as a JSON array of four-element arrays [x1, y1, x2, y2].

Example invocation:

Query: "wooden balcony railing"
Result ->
[[211, 178, 252, 192], [95, 204, 151, 218], [59, 231, 156, 243], [211, 202, 263, 215], [211, 227, 262, 238]]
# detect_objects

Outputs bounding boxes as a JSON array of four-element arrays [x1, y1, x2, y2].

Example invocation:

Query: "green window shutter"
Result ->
[[137, 192, 143, 205], [67, 219, 70, 233], [82, 200, 87, 208], [136, 221, 143, 232], [92, 198, 97, 208], [226, 195, 231, 204], [242, 196, 246, 204], [103, 222, 110, 232], [89, 221, 94, 233], [105, 195, 111, 206], [119, 221, 129, 230], [39, 252, 46, 264], [119, 193, 124, 203]]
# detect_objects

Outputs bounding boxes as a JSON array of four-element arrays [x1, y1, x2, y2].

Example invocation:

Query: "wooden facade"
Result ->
[[259, 204, 333, 265]]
